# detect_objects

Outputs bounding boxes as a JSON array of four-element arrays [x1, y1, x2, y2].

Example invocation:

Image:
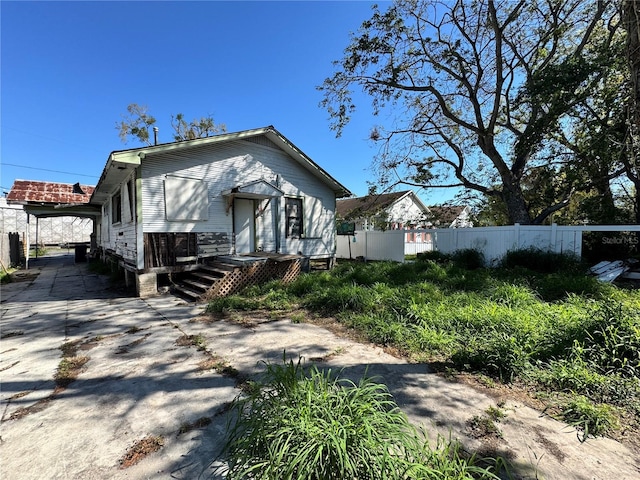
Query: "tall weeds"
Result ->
[[209, 250, 640, 440], [220, 358, 503, 479]]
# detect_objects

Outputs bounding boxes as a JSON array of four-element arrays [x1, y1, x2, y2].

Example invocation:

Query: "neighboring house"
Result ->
[[89, 125, 351, 296], [427, 205, 473, 228], [336, 191, 429, 231]]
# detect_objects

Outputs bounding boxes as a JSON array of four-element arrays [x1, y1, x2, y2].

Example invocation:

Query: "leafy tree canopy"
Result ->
[[320, 0, 621, 225], [116, 103, 226, 145]]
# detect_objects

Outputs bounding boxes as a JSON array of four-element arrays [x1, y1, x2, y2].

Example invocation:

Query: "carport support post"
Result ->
[[25, 214, 30, 270], [35, 217, 39, 259]]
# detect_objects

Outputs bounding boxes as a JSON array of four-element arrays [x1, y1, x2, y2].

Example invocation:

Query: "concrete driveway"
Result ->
[[1, 253, 638, 479]]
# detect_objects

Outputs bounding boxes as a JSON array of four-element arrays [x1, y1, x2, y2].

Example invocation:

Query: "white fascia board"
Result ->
[[90, 151, 140, 205]]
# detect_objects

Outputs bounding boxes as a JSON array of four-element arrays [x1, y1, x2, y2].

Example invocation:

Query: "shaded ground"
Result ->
[[0, 253, 638, 479]]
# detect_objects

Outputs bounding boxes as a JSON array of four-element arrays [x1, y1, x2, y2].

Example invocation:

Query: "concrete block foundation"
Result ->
[[136, 272, 158, 298]]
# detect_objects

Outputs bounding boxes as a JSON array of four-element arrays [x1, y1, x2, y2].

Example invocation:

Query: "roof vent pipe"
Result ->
[[153, 126, 159, 145]]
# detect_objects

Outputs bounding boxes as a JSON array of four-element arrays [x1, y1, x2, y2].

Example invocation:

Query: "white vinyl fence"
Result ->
[[336, 224, 640, 265]]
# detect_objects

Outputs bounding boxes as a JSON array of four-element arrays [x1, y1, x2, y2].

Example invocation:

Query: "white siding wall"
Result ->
[[99, 173, 138, 264], [140, 139, 337, 258], [387, 196, 426, 226]]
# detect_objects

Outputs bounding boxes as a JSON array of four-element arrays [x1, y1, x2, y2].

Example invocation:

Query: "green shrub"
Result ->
[[451, 248, 485, 270], [501, 248, 582, 274], [416, 250, 450, 263], [220, 357, 503, 479]]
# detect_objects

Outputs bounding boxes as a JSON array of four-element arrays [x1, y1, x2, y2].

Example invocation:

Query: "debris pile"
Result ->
[[589, 259, 640, 283]]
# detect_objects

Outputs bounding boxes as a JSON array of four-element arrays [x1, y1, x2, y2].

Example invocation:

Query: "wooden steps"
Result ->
[[171, 255, 303, 301], [172, 260, 237, 301]]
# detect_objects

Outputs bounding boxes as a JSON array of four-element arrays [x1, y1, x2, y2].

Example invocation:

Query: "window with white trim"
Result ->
[[285, 197, 303, 238]]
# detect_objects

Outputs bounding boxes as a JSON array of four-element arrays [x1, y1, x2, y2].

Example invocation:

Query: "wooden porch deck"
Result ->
[[172, 253, 304, 301]]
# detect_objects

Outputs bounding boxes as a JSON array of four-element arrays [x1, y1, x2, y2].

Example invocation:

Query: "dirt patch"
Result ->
[[115, 333, 152, 354], [4, 339, 92, 423], [531, 425, 566, 463], [0, 330, 24, 339], [9, 271, 39, 283], [6, 397, 53, 421], [118, 435, 165, 469], [177, 417, 212, 436], [60, 340, 83, 357], [175, 334, 206, 350], [0, 361, 20, 372], [309, 346, 348, 363]]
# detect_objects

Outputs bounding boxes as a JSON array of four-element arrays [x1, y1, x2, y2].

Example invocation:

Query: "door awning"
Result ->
[[222, 179, 284, 213]]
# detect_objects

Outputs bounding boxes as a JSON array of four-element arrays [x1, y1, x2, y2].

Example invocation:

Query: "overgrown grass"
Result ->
[[0, 268, 11, 284], [220, 357, 504, 479], [209, 250, 640, 442]]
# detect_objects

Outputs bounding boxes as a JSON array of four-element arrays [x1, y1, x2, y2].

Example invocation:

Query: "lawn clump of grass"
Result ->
[[55, 340, 89, 388], [55, 356, 90, 388], [207, 250, 640, 442], [219, 357, 505, 479], [0, 267, 13, 284], [467, 405, 507, 440], [561, 395, 620, 442], [206, 283, 295, 314]]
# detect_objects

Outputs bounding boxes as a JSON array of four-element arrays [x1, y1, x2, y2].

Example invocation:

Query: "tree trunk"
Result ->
[[501, 185, 532, 225], [624, 0, 640, 224], [592, 177, 618, 223]]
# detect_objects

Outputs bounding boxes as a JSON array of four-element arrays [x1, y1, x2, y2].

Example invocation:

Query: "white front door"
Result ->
[[234, 198, 255, 253]]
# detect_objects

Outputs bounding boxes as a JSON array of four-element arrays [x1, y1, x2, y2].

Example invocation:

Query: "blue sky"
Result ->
[[1, 0, 455, 204]]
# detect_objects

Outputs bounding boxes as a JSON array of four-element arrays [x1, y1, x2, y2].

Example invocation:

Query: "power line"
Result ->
[[1, 163, 99, 179]]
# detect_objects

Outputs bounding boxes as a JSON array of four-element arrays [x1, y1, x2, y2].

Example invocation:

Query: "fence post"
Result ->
[[364, 231, 368, 260], [514, 223, 521, 249], [551, 223, 558, 253]]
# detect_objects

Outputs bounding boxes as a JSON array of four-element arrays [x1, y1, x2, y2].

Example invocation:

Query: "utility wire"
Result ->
[[1, 162, 99, 179]]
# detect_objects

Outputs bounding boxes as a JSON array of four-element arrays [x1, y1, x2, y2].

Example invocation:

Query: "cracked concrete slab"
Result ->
[[1, 252, 638, 479]]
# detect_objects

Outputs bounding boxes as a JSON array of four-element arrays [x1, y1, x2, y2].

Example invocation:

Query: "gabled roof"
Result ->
[[428, 205, 468, 225], [91, 125, 351, 205], [336, 191, 427, 220]]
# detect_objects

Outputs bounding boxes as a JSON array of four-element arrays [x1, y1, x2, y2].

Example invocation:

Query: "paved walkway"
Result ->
[[1, 254, 638, 479]]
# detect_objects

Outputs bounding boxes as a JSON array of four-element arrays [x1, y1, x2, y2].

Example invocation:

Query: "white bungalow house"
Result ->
[[336, 191, 429, 231], [89, 126, 351, 297]]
